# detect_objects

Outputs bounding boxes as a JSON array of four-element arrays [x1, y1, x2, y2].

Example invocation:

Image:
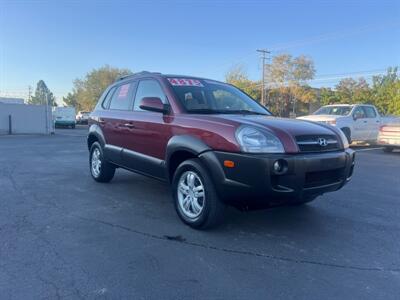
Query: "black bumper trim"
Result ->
[[199, 148, 355, 207]]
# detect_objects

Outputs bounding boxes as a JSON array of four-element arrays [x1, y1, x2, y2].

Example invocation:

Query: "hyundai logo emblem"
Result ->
[[318, 138, 328, 147]]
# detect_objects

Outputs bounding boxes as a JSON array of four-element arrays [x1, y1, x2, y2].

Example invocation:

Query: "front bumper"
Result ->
[[199, 149, 355, 207], [55, 120, 76, 126]]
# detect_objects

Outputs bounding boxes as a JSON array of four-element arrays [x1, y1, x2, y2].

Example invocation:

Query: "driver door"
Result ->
[[352, 106, 368, 141]]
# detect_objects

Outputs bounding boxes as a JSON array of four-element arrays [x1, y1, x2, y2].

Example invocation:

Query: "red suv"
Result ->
[[88, 71, 355, 229]]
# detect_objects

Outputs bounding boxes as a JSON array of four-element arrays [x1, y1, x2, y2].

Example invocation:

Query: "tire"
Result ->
[[172, 158, 225, 229], [383, 147, 394, 153], [341, 128, 352, 144], [89, 142, 115, 183]]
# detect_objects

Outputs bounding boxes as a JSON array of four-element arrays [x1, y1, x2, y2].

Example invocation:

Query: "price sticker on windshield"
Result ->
[[167, 78, 204, 87]]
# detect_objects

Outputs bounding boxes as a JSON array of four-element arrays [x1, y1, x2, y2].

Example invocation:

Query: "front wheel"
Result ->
[[89, 142, 115, 182], [172, 158, 225, 229]]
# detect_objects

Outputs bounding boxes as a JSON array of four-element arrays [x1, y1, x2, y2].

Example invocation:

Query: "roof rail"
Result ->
[[116, 71, 156, 81]]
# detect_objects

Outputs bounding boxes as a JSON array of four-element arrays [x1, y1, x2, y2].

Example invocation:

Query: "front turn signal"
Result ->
[[224, 160, 235, 168]]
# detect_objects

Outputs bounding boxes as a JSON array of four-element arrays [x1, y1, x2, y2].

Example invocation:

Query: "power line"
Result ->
[[254, 71, 389, 89], [269, 21, 400, 51], [209, 20, 399, 75]]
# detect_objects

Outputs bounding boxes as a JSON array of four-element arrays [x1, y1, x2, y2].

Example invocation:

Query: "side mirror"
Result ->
[[353, 114, 358, 121], [139, 97, 170, 114]]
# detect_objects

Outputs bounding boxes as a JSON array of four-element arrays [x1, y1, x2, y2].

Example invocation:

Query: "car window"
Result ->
[[134, 80, 167, 111], [363, 106, 377, 118], [109, 82, 135, 110], [102, 87, 116, 109], [169, 78, 270, 115], [313, 105, 352, 116], [212, 89, 252, 110], [353, 107, 366, 119]]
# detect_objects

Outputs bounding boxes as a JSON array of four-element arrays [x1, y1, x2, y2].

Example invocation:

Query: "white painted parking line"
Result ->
[[354, 147, 383, 152]]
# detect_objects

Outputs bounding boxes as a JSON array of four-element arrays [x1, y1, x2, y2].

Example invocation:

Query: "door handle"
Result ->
[[123, 123, 135, 129], [376, 120, 380, 123], [363, 120, 367, 123]]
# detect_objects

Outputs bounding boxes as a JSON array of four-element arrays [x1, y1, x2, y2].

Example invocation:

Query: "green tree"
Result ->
[[292, 55, 316, 84], [225, 65, 261, 101], [62, 92, 78, 108], [265, 54, 315, 116], [320, 87, 339, 105], [371, 67, 399, 115], [29, 80, 57, 106], [69, 65, 132, 111]]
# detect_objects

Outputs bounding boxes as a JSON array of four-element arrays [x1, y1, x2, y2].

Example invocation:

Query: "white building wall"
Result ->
[[0, 103, 54, 134]]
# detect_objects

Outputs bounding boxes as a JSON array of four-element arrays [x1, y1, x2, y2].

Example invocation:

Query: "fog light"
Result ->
[[273, 159, 287, 174]]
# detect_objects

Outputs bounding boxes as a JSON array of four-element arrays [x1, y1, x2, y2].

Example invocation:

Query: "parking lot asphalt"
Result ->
[[1, 127, 399, 299]]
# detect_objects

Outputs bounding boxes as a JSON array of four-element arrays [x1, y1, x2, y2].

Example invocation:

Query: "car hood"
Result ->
[[182, 114, 339, 153], [218, 115, 336, 136], [297, 114, 344, 122]]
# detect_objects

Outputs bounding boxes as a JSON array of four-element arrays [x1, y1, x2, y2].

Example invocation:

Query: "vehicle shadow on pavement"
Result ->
[[221, 204, 327, 234], [112, 171, 329, 237]]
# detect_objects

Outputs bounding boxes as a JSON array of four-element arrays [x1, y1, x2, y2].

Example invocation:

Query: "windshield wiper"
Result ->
[[187, 109, 224, 114], [221, 110, 269, 115], [186, 109, 269, 115]]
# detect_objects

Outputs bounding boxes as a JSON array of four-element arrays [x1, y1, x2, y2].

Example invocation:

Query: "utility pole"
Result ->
[[256, 49, 270, 105], [45, 93, 49, 134], [28, 85, 32, 103]]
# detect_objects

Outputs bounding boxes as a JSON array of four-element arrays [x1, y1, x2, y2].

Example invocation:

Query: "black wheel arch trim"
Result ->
[[166, 135, 212, 157], [165, 135, 247, 196], [87, 124, 106, 150], [166, 135, 212, 180]]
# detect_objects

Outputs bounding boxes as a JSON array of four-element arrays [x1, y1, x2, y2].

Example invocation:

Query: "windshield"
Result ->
[[313, 105, 352, 116], [168, 78, 271, 115]]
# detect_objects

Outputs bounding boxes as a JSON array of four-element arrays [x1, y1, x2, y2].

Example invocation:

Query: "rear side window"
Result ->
[[109, 82, 136, 110], [134, 80, 167, 111], [102, 87, 116, 109], [363, 106, 377, 118]]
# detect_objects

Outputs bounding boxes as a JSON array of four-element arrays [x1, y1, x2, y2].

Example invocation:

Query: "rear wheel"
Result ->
[[89, 142, 115, 182], [172, 158, 225, 229], [383, 147, 394, 153]]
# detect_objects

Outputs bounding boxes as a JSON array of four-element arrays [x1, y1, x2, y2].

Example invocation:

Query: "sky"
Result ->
[[0, 0, 399, 104]]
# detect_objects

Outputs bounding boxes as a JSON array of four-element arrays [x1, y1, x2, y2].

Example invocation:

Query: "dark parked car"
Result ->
[[87, 71, 355, 229]]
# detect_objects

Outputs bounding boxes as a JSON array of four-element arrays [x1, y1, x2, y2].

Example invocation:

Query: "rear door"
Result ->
[[99, 82, 137, 165], [362, 105, 380, 141]]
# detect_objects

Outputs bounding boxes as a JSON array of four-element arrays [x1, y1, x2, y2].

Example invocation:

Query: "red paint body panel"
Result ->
[[91, 73, 342, 160]]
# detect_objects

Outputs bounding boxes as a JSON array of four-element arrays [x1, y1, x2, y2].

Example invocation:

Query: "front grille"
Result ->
[[296, 135, 339, 152], [305, 168, 344, 188]]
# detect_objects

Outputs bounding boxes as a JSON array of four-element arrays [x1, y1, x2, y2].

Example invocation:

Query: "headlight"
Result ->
[[338, 129, 349, 149], [235, 126, 285, 153]]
